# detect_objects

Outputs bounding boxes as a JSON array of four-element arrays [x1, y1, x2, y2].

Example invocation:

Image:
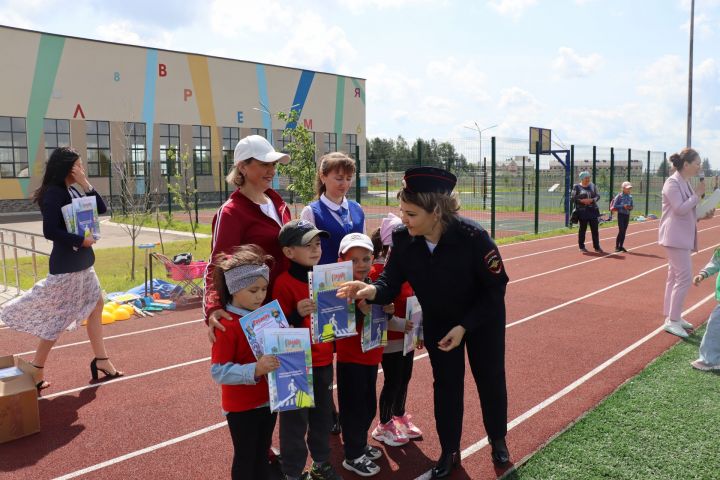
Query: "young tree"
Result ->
[[113, 123, 155, 280], [167, 145, 199, 247], [276, 109, 317, 204]]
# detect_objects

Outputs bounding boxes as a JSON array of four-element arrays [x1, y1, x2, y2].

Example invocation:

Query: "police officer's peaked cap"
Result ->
[[402, 167, 457, 194]]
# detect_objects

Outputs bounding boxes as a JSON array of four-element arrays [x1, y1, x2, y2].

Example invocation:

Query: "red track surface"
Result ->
[[2, 217, 719, 479]]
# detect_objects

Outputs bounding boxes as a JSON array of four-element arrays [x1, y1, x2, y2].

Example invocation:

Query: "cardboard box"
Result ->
[[0, 355, 40, 443]]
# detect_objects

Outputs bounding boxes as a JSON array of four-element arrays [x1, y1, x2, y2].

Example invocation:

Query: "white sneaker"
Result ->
[[663, 321, 689, 338], [679, 318, 694, 329], [342, 455, 380, 477]]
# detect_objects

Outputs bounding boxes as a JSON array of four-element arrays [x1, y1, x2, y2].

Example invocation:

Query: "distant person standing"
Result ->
[[658, 148, 714, 338], [571, 171, 602, 253], [610, 181, 634, 252], [0, 147, 123, 391]]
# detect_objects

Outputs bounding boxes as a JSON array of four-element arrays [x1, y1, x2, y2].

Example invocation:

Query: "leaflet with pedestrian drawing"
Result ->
[[263, 327, 315, 412], [308, 261, 356, 343], [404, 296, 423, 356], [239, 300, 290, 360], [361, 304, 388, 352]]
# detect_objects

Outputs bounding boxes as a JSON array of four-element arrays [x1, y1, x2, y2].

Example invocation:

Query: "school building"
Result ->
[[0, 25, 366, 214]]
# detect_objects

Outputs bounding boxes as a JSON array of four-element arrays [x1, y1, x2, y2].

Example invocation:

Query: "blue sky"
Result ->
[[2, 0, 719, 165]]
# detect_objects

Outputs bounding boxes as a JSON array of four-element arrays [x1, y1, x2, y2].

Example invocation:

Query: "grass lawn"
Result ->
[[507, 325, 720, 480], [4, 238, 212, 294]]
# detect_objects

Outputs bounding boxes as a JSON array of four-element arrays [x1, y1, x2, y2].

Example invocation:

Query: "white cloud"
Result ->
[[552, 47, 603, 78], [426, 57, 490, 102], [696, 58, 720, 81], [636, 55, 686, 106], [498, 86, 538, 109], [680, 12, 716, 36], [487, 0, 537, 19], [208, 0, 293, 37], [92, 21, 175, 50], [337, 0, 446, 14]]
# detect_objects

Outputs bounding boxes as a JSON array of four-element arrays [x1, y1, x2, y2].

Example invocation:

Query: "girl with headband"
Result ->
[[209, 244, 281, 480]]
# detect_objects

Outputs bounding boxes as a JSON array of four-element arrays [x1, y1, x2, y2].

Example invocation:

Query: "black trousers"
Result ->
[[226, 407, 277, 480], [279, 364, 334, 477], [337, 362, 378, 460], [426, 323, 507, 455], [616, 214, 629, 248], [378, 350, 415, 423], [578, 217, 600, 249]]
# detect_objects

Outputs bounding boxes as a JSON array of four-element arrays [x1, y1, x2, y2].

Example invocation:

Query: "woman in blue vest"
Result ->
[[301, 152, 365, 264], [301, 151, 366, 434]]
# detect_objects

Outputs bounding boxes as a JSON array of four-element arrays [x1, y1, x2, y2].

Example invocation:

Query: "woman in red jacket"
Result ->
[[204, 135, 291, 341]]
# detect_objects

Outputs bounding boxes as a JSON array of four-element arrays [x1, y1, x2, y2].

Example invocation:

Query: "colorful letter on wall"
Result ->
[[73, 104, 85, 119], [354, 88, 361, 98], [159, 64, 167, 77], [303, 118, 313, 129], [184, 89, 193, 101], [237, 111, 244, 123]]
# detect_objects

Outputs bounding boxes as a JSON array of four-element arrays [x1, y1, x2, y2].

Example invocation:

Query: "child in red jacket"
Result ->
[[210, 245, 280, 480], [335, 233, 393, 477], [272, 220, 342, 480], [369, 216, 423, 448]]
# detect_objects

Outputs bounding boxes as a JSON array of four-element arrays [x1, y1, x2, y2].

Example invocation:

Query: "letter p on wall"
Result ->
[[184, 89, 193, 101]]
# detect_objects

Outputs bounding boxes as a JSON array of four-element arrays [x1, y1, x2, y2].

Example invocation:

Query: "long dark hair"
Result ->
[[32, 147, 80, 207]]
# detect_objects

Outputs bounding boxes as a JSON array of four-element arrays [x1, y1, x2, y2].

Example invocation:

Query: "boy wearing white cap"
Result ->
[[335, 233, 387, 477], [610, 181, 634, 252]]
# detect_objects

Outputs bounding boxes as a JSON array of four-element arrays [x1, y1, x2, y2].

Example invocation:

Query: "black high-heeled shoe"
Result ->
[[30, 363, 51, 393], [90, 357, 124, 381], [431, 451, 460, 478]]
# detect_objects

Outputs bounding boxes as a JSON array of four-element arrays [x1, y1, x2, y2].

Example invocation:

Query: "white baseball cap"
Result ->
[[621, 181, 633, 189], [339, 232, 374, 255], [234, 135, 290, 165]]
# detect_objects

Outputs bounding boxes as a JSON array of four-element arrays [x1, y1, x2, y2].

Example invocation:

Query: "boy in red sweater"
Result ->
[[335, 233, 392, 477], [273, 220, 342, 480]]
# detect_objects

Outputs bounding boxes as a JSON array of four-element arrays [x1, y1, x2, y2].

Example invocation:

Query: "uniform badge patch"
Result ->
[[484, 249, 503, 274]]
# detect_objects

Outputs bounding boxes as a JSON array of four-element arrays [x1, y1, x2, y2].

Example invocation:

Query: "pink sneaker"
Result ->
[[371, 420, 409, 446], [393, 414, 423, 439]]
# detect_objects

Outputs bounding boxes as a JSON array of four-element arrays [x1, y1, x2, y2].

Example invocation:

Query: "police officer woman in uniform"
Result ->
[[338, 166, 510, 478]]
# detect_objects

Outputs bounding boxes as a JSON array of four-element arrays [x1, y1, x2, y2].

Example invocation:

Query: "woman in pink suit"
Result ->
[[658, 148, 713, 338]]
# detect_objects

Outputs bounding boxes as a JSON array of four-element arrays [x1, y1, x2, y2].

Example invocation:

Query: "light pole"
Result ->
[[687, 0, 695, 147], [464, 122, 497, 207], [464, 122, 497, 163]]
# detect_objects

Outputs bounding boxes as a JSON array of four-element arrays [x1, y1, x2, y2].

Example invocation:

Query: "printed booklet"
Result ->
[[361, 304, 388, 352], [308, 261, 356, 343], [264, 327, 315, 412], [239, 300, 289, 359], [403, 296, 423, 355], [62, 196, 101, 240]]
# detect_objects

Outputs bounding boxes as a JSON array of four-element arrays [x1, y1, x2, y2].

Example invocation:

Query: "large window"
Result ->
[[44, 119, 70, 160], [158, 124, 180, 176], [345, 134, 358, 157], [125, 122, 146, 177], [323, 132, 337, 154], [0, 116, 28, 178], [222, 127, 239, 174], [193, 125, 211, 176], [274, 129, 291, 153], [250, 128, 267, 138], [86, 120, 111, 177]]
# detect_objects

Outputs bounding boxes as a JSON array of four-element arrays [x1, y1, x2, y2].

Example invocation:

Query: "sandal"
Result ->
[[90, 357, 124, 380], [30, 363, 51, 393]]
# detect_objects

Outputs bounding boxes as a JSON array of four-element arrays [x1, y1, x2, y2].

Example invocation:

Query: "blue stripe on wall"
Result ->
[[140, 49, 158, 195], [255, 64, 273, 143], [286, 70, 315, 129]]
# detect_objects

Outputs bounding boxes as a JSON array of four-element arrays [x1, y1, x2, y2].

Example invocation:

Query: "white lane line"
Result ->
[[503, 224, 661, 261], [52, 422, 227, 480], [41, 357, 210, 400], [508, 224, 719, 286], [16, 318, 205, 356], [49, 351, 432, 479], [413, 293, 715, 480], [507, 241, 719, 329], [498, 219, 659, 250]]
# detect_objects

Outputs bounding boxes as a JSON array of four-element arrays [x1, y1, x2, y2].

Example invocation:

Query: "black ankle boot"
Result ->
[[431, 451, 460, 478], [490, 437, 510, 465]]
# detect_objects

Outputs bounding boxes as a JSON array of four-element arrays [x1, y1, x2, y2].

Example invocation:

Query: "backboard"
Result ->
[[529, 127, 552, 154]]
